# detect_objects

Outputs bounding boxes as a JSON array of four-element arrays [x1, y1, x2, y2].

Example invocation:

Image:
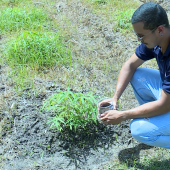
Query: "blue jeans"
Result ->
[[130, 67, 170, 149]]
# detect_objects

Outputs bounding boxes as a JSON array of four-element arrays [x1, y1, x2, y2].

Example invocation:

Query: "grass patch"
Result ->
[[3, 30, 72, 90], [103, 147, 170, 170], [42, 88, 98, 131], [8, 66, 34, 90], [0, 0, 28, 6], [4, 31, 72, 69], [81, 0, 139, 32], [114, 9, 136, 32], [0, 7, 49, 34], [0, 0, 65, 90]]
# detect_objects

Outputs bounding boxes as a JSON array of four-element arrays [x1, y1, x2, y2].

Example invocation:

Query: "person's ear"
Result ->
[[157, 25, 165, 36]]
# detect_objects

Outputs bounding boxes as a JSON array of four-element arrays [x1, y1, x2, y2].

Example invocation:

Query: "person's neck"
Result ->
[[160, 29, 170, 54]]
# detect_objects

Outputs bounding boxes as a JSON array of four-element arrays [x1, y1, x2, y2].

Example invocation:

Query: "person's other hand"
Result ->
[[98, 97, 118, 114], [99, 110, 124, 125]]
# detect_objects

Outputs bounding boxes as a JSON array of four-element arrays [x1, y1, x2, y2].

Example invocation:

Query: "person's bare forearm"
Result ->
[[121, 90, 170, 120], [122, 100, 166, 119], [98, 62, 135, 110], [100, 95, 170, 125], [99, 54, 144, 111], [113, 61, 136, 102], [113, 54, 144, 103]]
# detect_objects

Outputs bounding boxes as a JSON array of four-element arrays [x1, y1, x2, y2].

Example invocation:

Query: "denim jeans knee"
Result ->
[[130, 118, 170, 149], [130, 118, 158, 144]]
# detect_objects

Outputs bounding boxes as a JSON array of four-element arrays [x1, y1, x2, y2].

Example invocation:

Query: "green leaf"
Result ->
[[43, 89, 98, 131]]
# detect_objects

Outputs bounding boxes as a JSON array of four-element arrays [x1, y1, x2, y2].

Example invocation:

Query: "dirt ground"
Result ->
[[1, 0, 170, 170]]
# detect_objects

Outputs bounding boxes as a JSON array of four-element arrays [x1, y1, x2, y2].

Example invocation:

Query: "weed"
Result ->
[[42, 87, 98, 131]]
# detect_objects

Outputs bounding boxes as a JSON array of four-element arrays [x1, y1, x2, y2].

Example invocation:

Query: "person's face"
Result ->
[[132, 22, 159, 49]]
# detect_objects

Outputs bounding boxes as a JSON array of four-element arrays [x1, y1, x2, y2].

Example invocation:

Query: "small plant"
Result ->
[[4, 31, 72, 69], [42, 88, 98, 131]]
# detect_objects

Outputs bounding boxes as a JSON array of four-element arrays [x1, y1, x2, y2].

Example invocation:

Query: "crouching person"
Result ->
[[99, 2, 170, 149]]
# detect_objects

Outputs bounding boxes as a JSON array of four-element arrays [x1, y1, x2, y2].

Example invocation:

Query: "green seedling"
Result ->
[[42, 87, 98, 131]]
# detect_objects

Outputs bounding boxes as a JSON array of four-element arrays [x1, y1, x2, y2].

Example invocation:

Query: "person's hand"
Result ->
[[99, 110, 125, 125], [98, 97, 118, 109], [98, 97, 118, 114]]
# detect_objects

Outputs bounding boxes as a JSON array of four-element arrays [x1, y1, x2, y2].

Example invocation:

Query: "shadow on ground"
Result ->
[[57, 123, 120, 168], [118, 143, 170, 170], [54, 120, 133, 169]]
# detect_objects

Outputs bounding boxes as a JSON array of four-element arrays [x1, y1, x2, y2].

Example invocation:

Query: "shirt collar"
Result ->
[[163, 42, 170, 58]]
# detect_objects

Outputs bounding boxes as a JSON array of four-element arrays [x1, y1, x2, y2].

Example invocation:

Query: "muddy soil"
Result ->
[[1, 0, 170, 170]]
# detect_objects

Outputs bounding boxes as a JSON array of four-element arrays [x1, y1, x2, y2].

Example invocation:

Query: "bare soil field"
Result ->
[[1, 0, 170, 170]]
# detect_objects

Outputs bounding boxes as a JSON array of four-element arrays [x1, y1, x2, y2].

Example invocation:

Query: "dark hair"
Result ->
[[131, 2, 169, 30]]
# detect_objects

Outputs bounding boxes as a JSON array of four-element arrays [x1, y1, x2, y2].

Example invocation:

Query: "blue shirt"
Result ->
[[135, 43, 170, 94]]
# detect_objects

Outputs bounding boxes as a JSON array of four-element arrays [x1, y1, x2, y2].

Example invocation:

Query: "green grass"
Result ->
[[5, 31, 72, 69], [102, 147, 170, 170], [81, 0, 138, 32], [114, 9, 136, 32], [0, 0, 27, 5], [0, 7, 49, 34], [3, 30, 72, 90], [0, 0, 72, 90]]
